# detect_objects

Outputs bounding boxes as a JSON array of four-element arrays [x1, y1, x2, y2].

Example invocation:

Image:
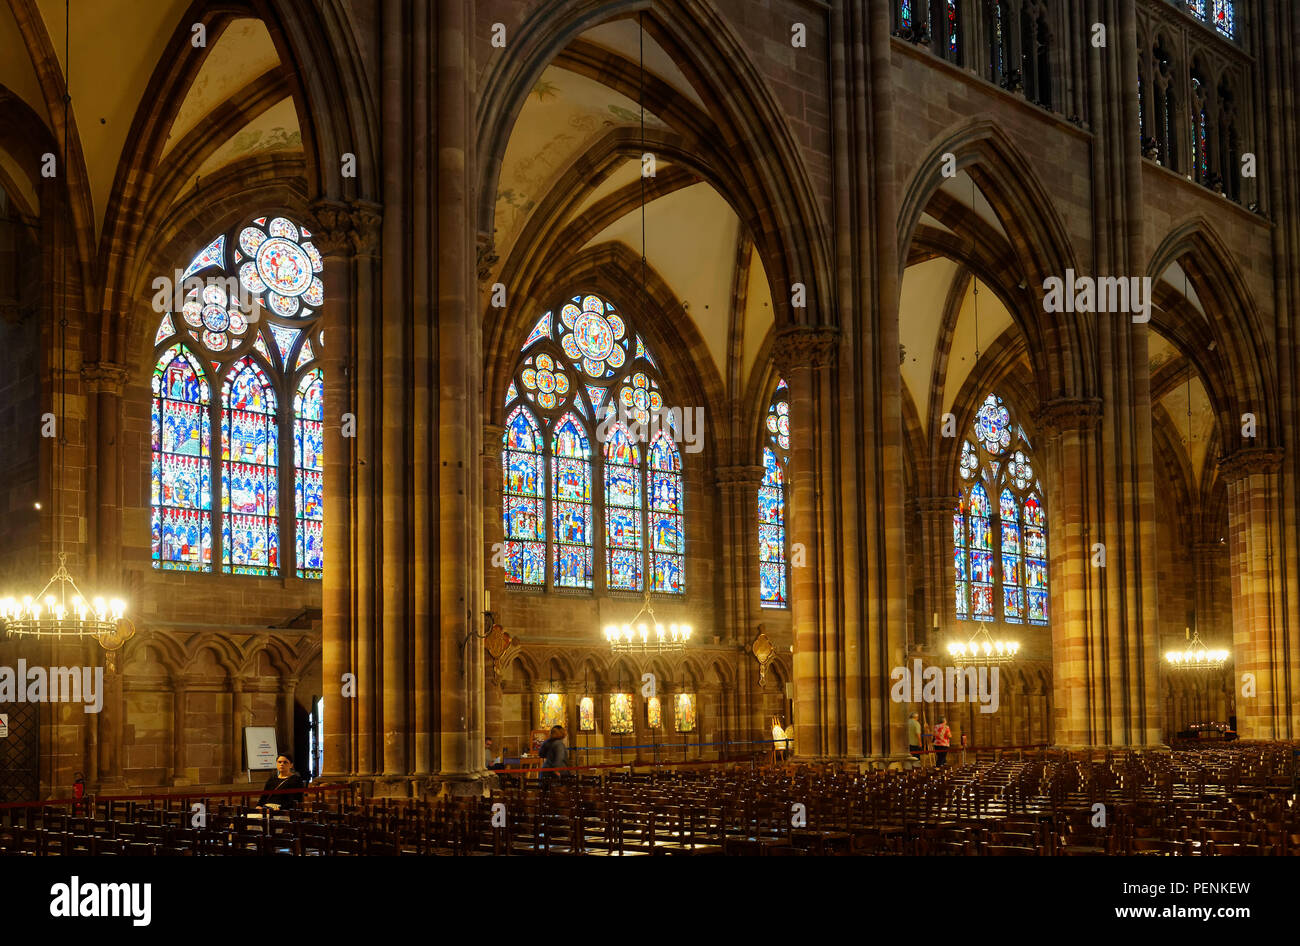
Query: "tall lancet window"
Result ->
[[501, 292, 684, 594], [150, 214, 325, 578], [759, 379, 790, 608], [222, 357, 279, 575], [953, 394, 1048, 625], [294, 368, 325, 578], [152, 345, 212, 571]]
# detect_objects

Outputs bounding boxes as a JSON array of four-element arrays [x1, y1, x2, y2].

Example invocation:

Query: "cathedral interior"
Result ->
[[0, 0, 1296, 873]]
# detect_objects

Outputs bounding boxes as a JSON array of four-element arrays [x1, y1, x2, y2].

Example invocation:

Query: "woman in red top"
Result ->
[[933, 717, 952, 767]]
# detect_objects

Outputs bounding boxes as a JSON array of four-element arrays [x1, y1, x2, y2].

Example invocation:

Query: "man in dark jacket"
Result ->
[[538, 725, 567, 793]]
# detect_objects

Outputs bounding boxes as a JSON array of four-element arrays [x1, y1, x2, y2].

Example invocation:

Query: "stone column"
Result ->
[[94, 647, 125, 788], [1037, 397, 1104, 748], [1221, 448, 1294, 739], [170, 675, 190, 786], [775, 327, 845, 759], [716, 465, 764, 644], [482, 423, 505, 768], [229, 678, 247, 783], [434, 0, 484, 793], [277, 676, 298, 763], [917, 495, 958, 651], [82, 363, 128, 788]]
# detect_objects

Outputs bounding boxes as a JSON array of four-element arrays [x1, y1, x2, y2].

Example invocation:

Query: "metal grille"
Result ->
[[0, 701, 39, 803]]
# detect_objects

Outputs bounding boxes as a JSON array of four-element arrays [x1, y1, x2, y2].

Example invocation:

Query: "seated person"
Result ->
[[257, 753, 305, 810], [485, 736, 505, 770]]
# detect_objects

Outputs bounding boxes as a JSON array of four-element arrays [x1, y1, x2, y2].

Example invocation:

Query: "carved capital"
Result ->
[[1033, 397, 1102, 436], [1217, 446, 1283, 483], [307, 199, 382, 258], [476, 234, 499, 284], [773, 326, 839, 374], [81, 361, 128, 396], [917, 494, 958, 516], [715, 464, 764, 487]]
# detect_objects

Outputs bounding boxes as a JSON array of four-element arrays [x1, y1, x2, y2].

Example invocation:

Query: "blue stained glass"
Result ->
[[503, 406, 546, 585], [760, 381, 790, 607], [182, 235, 225, 280], [1213, 0, 1234, 37], [221, 357, 279, 576], [552, 413, 592, 588], [152, 345, 212, 572], [947, 0, 957, 49], [295, 369, 324, 579], [900, 0, 911, 29], [604, 419, 643, 591]]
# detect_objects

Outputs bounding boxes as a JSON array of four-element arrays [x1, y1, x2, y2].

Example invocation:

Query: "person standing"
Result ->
[[907, 713, 922, 761], [538, 725, 567, 793], [933, 717, 952, 768]]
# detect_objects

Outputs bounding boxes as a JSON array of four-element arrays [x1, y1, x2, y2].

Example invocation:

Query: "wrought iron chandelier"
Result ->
[[603, 589, 692, 654], [2, 0, 130, 644], [1165, 628, 1228, 671], [947, 625, 1020, 665]]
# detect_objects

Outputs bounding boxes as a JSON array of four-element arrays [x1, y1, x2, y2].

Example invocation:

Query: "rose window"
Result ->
[[559, 294, 627, 378], [180, 283, 249, 353], [766, 399, 790, 450], [520, 353, 569, 410], [974, 394, 1012, 453], [619, 371, 662, 425], [236, 216, 325, 319]]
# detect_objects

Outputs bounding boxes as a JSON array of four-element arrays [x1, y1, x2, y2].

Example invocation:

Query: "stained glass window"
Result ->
[[152, 214, 324, 580], [945, 0, 958, 53], [503, 291, 682, 594], [1212, 0, 1234, 37], [647, 696, 662, 729], [604, 418, 643, 591], [609, 693, 634, 734], [579, 696, 595, 732], [552, 413, 592, 589], [674, 693, 697, 733], [538, 692, 566, 730], [295, 369, 324, 579], [152, 345, 212, 571], [221, 357, 279, 575], [760, 380, 790, 607], [502, 405, 546, 585], [954, 394, 1047, 625], [648, 432, 684, 593]]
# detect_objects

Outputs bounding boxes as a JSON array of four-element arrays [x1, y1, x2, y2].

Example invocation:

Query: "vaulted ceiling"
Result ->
[[0, 1, 300, 236]]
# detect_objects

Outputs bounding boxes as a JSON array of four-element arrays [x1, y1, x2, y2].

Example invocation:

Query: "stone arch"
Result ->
[[475, 1, 832, 330], [487, 241, 725, 452], [896, 118, 1089, 401], [1146, 217, 1275, 446]]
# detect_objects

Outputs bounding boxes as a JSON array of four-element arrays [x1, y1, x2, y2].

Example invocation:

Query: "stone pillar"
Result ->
[[277, 677, 298, 764], [434, 0, 484, 792], [775, 327, 845, 759], [309, 198, 381, 781], [918, 495, 958, 651], [1221, 448, 1294, 739], [716, 465, 764, 644], [94, 648, 125, 788], [482, 423, 505, 768], [170, 676, 190, 786], [1037, 397, 1103, 748], [83, 363, 127, 788], [229, 678, 247, 783]]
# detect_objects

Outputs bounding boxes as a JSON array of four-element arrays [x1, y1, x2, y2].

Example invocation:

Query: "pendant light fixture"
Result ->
[[1, 0, 131, 645]]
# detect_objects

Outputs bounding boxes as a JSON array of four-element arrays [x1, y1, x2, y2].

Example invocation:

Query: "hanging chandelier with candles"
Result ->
[[1, 0, 130, 645], [1165, 628, 1228, 671], [947, 625, 1020, 665], [603, 589, 692, 654]]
